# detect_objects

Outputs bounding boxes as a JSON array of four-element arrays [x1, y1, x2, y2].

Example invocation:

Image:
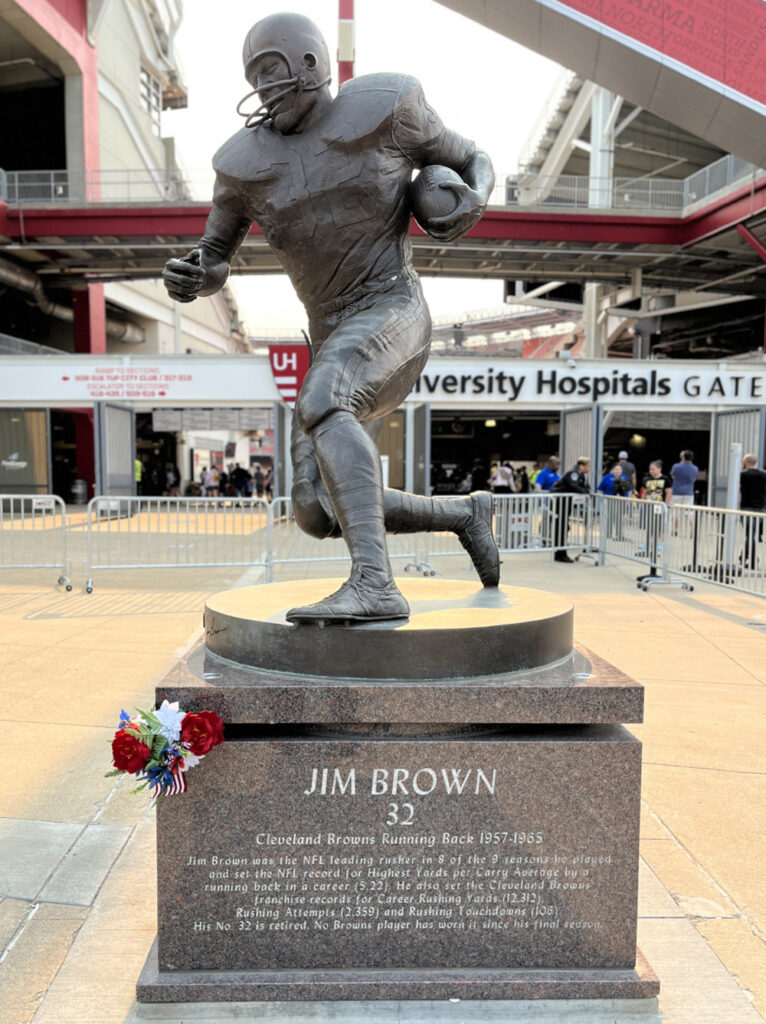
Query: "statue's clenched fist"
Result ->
[[162, 248, 229, 303]]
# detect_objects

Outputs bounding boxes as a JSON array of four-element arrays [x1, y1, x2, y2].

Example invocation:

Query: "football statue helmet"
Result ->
[[237, 13, 332, 128]]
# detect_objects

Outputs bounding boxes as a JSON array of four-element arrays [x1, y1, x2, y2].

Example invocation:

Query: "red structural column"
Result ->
[[71, 409, 95, 498], [338, 0, 354, 84], [72, 283, 106, 354]]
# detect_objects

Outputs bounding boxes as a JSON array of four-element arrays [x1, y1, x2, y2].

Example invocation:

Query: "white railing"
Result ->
[[0, 332, 63, 356], [423, 493, 595, 565], [2, 151, 761, 215], [684, 154, 754, 206], [84, 495, 271, 592], [0, 494, 71, 588], [505, 174, 688, 211], [596, 494, 766, 598], [0, 168, 198, 204], [662, 502, 766, 597], [2, 492, 763, 600], [269, 497, 431, 579]]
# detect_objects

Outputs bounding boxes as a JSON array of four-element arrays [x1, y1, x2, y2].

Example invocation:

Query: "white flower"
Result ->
[[181, 751, 203, 770], [154, 700, 185, 741]]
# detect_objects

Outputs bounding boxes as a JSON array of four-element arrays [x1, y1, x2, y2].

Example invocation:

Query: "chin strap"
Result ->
[[237, 73, 331, 129]]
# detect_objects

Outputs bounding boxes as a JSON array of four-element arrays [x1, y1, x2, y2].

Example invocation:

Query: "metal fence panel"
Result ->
[[85, 496, 271, 591], [269, 497, 429, 578], [424, 493, 597, 568], [7, 492, 760, 600], [661, 504, 766, 598], [593, 494, 692, 591], [0, 494, 70, 587]]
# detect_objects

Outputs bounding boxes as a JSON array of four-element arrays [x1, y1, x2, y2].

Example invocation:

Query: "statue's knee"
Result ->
[[291, 478, 338, 539], [294, 388, 322, 436]]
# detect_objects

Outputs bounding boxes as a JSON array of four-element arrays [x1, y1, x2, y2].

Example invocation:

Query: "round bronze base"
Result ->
[[203, 579, 573, 681]]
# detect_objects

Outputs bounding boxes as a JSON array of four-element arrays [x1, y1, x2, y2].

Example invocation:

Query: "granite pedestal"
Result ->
[[137, 579, 659, 1002]]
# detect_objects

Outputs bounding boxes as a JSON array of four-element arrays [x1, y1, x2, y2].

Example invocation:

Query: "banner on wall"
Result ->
[[3, 355, 766, 410]]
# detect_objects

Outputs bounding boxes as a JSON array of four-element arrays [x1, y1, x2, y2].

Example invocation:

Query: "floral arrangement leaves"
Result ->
[[107, 700, 224, 799]]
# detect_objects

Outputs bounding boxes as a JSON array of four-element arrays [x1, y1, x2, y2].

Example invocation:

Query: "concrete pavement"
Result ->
[[0, 551, 764, 1023]]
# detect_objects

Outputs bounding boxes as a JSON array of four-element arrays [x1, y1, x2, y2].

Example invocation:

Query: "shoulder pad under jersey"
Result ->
[[213, 124, 284, 183], [328, 72, 417, 137]]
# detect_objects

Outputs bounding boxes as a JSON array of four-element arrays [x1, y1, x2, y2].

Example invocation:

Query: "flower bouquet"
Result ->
[[107, 699, 224, 799]]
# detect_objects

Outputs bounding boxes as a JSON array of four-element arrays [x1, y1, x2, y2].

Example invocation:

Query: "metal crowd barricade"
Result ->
[[661, 504, 766, 598], [423, 493, 598, 569], [269, 497, 431, 578], [594, 495, 692, 591], [84, 496, 271, 592], [0, 494, 71, 588], [493, 494, 551, 554]]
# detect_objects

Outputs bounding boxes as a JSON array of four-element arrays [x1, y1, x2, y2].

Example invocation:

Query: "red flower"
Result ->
[[112, 727, 151, 773], [181, 710, 224, 755]]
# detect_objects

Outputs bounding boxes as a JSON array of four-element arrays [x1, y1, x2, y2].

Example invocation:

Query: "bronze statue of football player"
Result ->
[[163, 12, 499, 624]]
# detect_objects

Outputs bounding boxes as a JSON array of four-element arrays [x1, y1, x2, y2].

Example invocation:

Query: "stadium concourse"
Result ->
[[0, 548, 764, 1024]]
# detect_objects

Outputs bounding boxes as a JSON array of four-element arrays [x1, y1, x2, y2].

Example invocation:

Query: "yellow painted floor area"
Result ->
[[0, 553, 764, 1023]]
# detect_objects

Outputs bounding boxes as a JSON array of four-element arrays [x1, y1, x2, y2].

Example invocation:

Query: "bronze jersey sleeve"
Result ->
[[391, 76, 476, 172]]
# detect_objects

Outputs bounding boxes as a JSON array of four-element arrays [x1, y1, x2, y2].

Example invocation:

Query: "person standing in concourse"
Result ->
[[550, 457, 591, 563], [670, 450, 698, 507], [533, 455, 560, 492], [617, 450, 637, 495], [162, 12, 499, 624], [740, 453, 766, 570], [669, 449, 698, 535]]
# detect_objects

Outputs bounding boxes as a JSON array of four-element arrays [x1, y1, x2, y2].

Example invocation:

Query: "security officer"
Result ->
[[551, 456, 591, 563]]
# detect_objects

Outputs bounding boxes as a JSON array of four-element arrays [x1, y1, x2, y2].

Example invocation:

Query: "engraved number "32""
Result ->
[[386, 802, 414, 826]]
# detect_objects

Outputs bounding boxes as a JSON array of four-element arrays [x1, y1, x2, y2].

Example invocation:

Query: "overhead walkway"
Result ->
[[2, 156, 766, 297]]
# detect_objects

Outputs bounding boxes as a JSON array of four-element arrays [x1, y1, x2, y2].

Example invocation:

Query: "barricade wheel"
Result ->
[[86, 585, 93, 594], [66, 584, 73, 592]]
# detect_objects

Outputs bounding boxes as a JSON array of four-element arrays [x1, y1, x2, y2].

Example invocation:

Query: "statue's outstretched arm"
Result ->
[[163, 200, 252, 303]]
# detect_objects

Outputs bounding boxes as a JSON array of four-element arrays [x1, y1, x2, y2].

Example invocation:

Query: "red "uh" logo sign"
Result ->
[[268, 344, 311, 409]]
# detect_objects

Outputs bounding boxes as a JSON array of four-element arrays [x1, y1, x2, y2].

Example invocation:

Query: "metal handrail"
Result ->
[[2, 152, 761, 215]]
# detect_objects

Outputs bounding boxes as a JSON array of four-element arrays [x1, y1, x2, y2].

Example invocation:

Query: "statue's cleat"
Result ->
[[286, 577, 410, 625], [456, 492, 501, 587]]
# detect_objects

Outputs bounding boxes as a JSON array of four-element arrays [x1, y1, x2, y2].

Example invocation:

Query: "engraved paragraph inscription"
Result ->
[[157, 733, 641, 971]]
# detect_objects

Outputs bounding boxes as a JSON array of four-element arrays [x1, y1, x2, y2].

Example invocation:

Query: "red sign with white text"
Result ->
[[268, 344, 312, 409], [560, 0, 766, 106]]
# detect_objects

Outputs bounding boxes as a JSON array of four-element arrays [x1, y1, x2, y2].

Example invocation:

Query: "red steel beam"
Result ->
[[1, 205, 682, 246], [737, 223, 766, 263], [439, 210, 681, 246], [679, 176, 766, 246]]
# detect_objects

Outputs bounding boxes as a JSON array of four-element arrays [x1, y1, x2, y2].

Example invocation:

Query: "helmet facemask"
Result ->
[[237, 14, 332, 131]]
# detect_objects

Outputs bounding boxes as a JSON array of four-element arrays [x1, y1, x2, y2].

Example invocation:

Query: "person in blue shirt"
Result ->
[[597, 463, 624, 496], [597, 463, 627, 539], [534, 456, 561, 492], [670, 450, 698, 507]]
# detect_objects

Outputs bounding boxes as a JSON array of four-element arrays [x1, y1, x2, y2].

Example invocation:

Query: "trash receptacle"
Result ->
[[71, 479, 87, 504]]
